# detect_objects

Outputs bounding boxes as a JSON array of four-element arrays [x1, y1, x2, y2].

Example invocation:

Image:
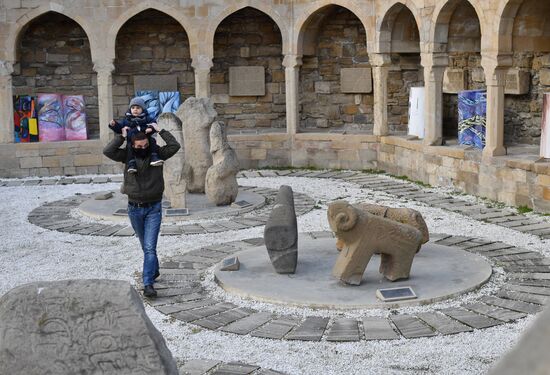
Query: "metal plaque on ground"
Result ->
[[231, 200, 252, 208], [114, 208, 128, 216], [376, 286, 417, 302]]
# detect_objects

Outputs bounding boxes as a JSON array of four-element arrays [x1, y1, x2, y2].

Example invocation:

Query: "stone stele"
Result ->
[[157, 112, 186, 208], [175, 97, 216, 193], [205, 121, 239, 206], [264, 185, 298, 274], [328, 200, 423, 285], [335, 203, 429, 251], [0, 280, 178, 375]]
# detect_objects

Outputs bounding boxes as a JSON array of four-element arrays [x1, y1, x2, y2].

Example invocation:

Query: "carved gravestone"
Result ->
[[175, 97, 216, 193], [443, 68, 466, 94], [264, 185, 298, 274], [0, 280, 178, 375], [229, 66, 265, 96], [205, 121, 239, 206], [340, 68, 373, 93], [158, 112, 186, 208]]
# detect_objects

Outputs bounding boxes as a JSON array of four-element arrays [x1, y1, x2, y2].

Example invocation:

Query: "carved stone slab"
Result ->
[[443, 68, 466, 94], [229, 66, 265, 96], [0, 280, 178, 375], [340, 68, 373, 93], [134, 74, 178, 92], [505, 68, 530, 95]]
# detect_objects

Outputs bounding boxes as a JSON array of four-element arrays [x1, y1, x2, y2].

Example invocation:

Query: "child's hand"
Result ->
[[109, 120, 116, 127], [122, 126, 129, 138]]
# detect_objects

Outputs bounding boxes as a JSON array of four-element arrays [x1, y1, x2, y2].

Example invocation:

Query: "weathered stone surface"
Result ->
[[0, 280, 178, 375], [328, 200, 423, 285], [205, 121, 239, 206], [264, 185, 298, 274], [505, 68, 530, 95], [158, 112, 187, 208], [176, 97, 215, 193], [443, 68, 466, 94], [362, 317, 400, 340], [229, 66, 266, 96], [340, 68, 373, 93]]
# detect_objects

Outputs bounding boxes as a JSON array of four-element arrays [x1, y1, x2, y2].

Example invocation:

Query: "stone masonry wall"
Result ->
[[12, 12, 98, 140], [299, 6, 372, 132], [387, 54, 423, 134], [112, 10, 194, 120], [211, 7, 285, 132]]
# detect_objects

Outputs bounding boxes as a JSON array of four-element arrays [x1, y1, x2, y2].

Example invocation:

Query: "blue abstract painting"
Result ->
[[136, 90, 160, 121], [458, 90, 486, 149], [159, 91, 180, 114]]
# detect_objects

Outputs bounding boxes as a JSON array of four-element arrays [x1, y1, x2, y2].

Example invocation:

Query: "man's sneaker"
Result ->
[[154, 270, 160, 280], [150, 153, 164, 166], [127, 160, 137, 173], [143, 285, 157, 298]]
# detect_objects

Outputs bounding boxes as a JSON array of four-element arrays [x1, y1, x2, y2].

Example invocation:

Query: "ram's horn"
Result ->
[[334, 204, 358, 231]]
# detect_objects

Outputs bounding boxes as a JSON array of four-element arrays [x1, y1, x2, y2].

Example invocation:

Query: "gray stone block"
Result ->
[[0, 280, 178, 375], [264, 185, 298, 274]]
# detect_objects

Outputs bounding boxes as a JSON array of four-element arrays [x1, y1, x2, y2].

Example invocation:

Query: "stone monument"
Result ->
[[176, 97, 216, 193], [158, 112, 186, 208], [0, 280, 178, 375], [328, 200, 423, 285], [205, 121, 239, 206], [264, 185, 298, 274]]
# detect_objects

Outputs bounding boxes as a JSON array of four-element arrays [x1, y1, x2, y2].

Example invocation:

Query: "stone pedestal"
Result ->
[[93, 59, 115, 145], [0, 60, 14, 144]]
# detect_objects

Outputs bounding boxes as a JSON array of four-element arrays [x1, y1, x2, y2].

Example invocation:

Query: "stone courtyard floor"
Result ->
[[1, 169, 550, 374]]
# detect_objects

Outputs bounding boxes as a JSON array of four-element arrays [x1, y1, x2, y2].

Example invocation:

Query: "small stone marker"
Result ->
[[220, 257, 240, 271], [94, 191, 113, 200], [376, 286, 417, 302], [231, 200, 252, 208], [165, 208, 189, 217]]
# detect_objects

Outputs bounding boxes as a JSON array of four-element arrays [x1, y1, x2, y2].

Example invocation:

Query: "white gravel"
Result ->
[[0, 172, 548, 374]]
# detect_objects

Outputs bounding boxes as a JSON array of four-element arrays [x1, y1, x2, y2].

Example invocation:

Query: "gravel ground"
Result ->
[[0, 173, 548, 374]]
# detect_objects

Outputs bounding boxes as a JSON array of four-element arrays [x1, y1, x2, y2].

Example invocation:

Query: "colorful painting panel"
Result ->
[[542, 93, 550, 159], [37, 93, 64, 142], [159, 91, 180, 114], [136, 90, 160, 121], [458, 90, 486, 150], [62, 95, 87, 141], [13, 95, 37, 143]]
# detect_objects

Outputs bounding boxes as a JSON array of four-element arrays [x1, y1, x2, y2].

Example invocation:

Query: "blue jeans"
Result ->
[[128, 201, 162, 286]]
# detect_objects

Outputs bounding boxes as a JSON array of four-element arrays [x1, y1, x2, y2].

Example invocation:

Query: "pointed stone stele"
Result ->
[[158, 112, 186, 208], [264, 185, 298, 274], [0, 280, 178, 375], [205, 121, 239, 206]]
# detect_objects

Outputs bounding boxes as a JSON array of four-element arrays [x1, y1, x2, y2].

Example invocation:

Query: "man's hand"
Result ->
[[122, 126, 129, 138], [109, 119, 116, 127], [149, 123, 160, 133], [145, 128, 153, 134]]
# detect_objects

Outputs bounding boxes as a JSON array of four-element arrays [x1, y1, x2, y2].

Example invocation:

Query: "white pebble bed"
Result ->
[[0, 173, 548, 374]]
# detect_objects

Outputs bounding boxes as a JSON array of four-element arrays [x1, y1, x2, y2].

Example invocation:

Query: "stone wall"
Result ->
[[112, 10, 194, 119], [12, 12, 98, 140], [211, 7, 285, 132], [299, 6, 372, 132]]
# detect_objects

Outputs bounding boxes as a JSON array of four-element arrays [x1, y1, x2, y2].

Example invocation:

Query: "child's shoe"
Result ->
[[127, 159, 137, 173], [150, 153, 164, 166]]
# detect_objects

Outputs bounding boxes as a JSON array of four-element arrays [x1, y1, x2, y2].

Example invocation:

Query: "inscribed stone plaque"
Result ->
[[134, 75, 178, 92], [229, 66, 265, 96], [443, 68, 466, 94], [340, 68, 373, 93], [505, 68, 530, 95], [231, 200, 252, 208]]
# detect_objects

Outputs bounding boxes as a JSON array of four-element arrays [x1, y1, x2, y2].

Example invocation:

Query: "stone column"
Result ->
[[192, 55, 213, 99], [421, 53, 447, 146], [0, 60, 14, 144], [482, 55, 511, 157], [370, 53, 391, 136], [93, 59, 115, 144], [283, 54, 302, 135]]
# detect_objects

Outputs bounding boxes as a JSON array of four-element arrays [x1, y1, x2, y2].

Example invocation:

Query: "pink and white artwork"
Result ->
[[37, 93, 64, 142], [542, 93, 550, 159], [63, 95, 87, 140]]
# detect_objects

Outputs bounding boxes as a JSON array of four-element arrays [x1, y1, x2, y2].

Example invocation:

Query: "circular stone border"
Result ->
[[27, 186, 315, 236], [144, 232, 547, 341]]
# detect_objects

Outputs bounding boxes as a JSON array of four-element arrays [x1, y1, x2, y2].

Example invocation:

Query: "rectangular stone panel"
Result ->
[[229, 66, 265, 96], [285, 317, 329, 341], [362, 317, 400, 340], [340, 68, 372, 93], [462, 302, 526, 322], [134, 75, 178, 92], [250, 318, 299, 339], [325, 319, 360, 342], [443, 68, 466, 94], [180, 359, 220, 375], [390, 315, 436, 338], [220, 312, 273, 335], [193, 308, 251, 330], [416, 312, 472, 335], [505, 68, 530, 95], [440, 308, 501, 329], [480, 296, 543, 314]]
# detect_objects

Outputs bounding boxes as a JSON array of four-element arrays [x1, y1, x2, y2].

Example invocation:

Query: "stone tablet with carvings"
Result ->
[[0, 280, 178, 375], [505, 68, 530, 95], [443, 68, 466, 94], [340, 68, 373, 93], [229, 66, 265, 96]]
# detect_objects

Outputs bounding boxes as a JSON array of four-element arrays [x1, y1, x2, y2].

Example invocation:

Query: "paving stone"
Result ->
[[416, 312, 472, 335], [435, 236, 474, 246], [112, 226, 135, 236], [233, 218, 265, 227], [172, 255, 216, 265], [75, 177, 92, 184], [514, 223, 550, 233], [180, 359, 221, 375], [509, 279, 550, 288], [23, 179, 41, 186], [109, 175, 123, 182], [505, 284, 550, 296], [241, 237, 265, 246], [173, 303, 236, 323], [510, 273, 550, 281], [498, 219, 541, 228], [275, 170, 293, 176], [72, 224, 107, 235], [220, 312, 273, 335], [495, 253, 543, 262], [201, 223, 229, 233], [148, 293, 205, 307], [211, 362, 259, 375], [497, 290, 549, 305], [40, 179, 58, 185], [218, 221, 250, 230], [331, 171, 358, 179], [90, 224, 127, 236], [57, 223, 94, 233], [92, 176, 109, 183], [325, 318, 360, 342], [161, 225, 183, 235], [503, 265, 550, 273], [285, 317, 329, 341], [194, 308, 252, 330], [462, 302, 527, 322], [156, 287, 203, 298], [471, 211, 515, 221], [157, 299, 217, 315], [390, 315, 436, 338], [439, 308, 501, 329], [250, 318, 299, 339], [464, 242, 514, 252], [480, 296, 543, 314], [482, 248, 534, 258], [41, 220, 81, 231], [527, 228, 550, 236], [181, 225, 207, 235], [486, 215, 528, 224], [255, 369, 286, 375], [362, 317, 400, 340], [242, 171, 261, 178], [258, 170, 278, 177]]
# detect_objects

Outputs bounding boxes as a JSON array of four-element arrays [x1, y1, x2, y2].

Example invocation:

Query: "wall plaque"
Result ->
[[340, 68, 372, 93], [229, 66, 265, 96]]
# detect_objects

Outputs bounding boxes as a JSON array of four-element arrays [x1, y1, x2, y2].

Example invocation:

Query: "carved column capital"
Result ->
[[0, 60, 14, 76], [93, 59, 115, 74], [282, 54, 303, 69], [369, 53, 391, 67], [420, 52, 448, 69], [481, 53, 513, 86], [191, 54, 213, 71]]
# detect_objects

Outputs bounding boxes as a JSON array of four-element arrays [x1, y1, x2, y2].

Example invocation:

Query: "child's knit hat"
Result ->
[[129, 97, 146, 110]]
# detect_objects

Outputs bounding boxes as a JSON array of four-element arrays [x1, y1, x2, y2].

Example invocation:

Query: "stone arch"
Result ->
[[377, 1, 422, 54], [296, 2, 370, 56], [202, 2, 289, 58], [497, 0, 524, 53], [5, 3, 98, 63], [107, 2, 197, 61]]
